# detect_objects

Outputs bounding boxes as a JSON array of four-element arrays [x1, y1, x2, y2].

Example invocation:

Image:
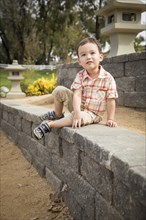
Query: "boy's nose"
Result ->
[[86, 54, 91, 59]]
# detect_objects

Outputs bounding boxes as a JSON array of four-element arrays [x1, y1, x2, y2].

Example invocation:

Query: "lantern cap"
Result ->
[[5, 60, 26, 71]]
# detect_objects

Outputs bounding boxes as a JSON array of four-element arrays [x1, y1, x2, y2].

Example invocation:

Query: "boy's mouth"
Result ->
[[86, 61, 93, 64]]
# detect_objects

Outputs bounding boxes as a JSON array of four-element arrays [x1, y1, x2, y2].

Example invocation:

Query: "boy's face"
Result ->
[[78, 42, 103, 72]]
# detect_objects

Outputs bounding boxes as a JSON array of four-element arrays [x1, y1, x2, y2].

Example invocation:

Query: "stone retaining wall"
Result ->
[[0, 100, 145, 220], [57, 52, 146, 109]]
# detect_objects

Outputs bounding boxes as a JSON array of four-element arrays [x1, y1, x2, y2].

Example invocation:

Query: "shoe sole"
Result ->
[[33, 128, 43, 140]]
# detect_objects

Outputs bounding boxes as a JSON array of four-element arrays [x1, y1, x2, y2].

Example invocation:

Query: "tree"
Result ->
[[0, 0, 35, 63], [0, 0, 105, 64], [34, 0, 80, 64], [134, 35, 145, 52]]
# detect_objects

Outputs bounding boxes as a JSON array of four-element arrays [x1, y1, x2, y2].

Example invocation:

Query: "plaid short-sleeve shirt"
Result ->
[[71, 65, 118, 115]]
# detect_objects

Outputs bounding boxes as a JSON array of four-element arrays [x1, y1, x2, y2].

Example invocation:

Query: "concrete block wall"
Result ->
[[0, 100, 146, 220], [57, 52, 146, 109]]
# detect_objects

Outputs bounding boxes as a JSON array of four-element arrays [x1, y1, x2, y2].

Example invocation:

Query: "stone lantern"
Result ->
[[5, 60, 26, 98], [97, 0, 146, 57]]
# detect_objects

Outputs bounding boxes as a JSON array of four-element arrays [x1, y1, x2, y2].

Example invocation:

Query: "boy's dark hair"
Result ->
[[76, 37, 102, 56]]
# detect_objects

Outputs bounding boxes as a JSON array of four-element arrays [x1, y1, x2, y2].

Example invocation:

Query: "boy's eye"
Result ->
[[91, 51, 95, 55], [81, 53, 86, 57]]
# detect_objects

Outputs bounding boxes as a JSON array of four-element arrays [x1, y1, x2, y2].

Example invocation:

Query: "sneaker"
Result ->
[[33, 121, 51, 139], [40, 110, 64, 121]]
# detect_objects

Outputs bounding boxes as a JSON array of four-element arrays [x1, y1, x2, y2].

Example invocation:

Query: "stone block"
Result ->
[[17, 132, 45, 163], [128, 52, 146, 61], [124, 92, 146, 108], [50, 154, 63, 179], [102, 63, 124, 78], [81, 153, 113, 202], [46, 167, 62, 193], [61, 166, 95, 219], [42, 148, 52, 169], [62, 139, 79, 172], [125, 60, 146, 76], [3, 103, 19, 115], [116, 77, 135, 92], [60, 127, 76, 143], [31, 142, 45, 163], [57, 67, 80, 88], [129, 199, 146, 220], [81, 210, 91, 220], [113, 179, 146, 220], [2, 103, 10, 112], [116, 91, 124, 106], [74, 131, 86, 151], [95, 192, 124, 220], [21, 118, 32, 136], [62, 189, 82, 220], [61, 66, 81, 87], [1, 120, 18, 144], [18, 132, 33, 151], [16, 106, 42, 123], [20, 147, 32, 164], [111, 156, 129, 185], [136, 76, 146, 92], [112, 54, 128, 63], [113, 179, 131, 219], [128, 166, 146, 206], [3, 110, 9, 122], [52, 157, 95, 219], [8, 112, 15, 126], [102, 57, 111, 64], [14, 115, 22, 131], [110, 139, 146, 188], [74, 131, 110, 168], [32, 157, 45, 177], [45, 132, 60, 155]]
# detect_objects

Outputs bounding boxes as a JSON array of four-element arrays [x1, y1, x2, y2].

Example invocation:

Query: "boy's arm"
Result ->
[[72, 89, 82, 128], [106, 98, 117, 127]]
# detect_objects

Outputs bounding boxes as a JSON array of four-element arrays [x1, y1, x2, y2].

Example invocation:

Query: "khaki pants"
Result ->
[[52, 86, 102, 126]]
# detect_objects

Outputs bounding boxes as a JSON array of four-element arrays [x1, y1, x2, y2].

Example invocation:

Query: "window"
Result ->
[[108, 14, 114, 24], [122, 13, 136, 21], [12, 72, 19, 76]]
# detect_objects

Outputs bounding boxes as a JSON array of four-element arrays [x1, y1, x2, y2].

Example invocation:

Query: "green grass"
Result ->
[[0, 69, 57, 91], [23, 69, 56, 82], [0, 71, 12, 89]]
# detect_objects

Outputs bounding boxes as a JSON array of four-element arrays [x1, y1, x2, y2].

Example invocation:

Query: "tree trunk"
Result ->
[[95, 0, 103, 40], [95, 15, 100, 40], [0, 32, 12, 63]]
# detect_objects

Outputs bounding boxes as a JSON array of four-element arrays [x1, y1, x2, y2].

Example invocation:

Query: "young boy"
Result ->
[[33, 37, 118, 139]]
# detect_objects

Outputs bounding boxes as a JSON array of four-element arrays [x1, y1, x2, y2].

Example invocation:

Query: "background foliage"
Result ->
[[0, 0, 107, 64], [25, 74, 56, 96], [0, 69, 57, 94], [0, 0, 144, 65]]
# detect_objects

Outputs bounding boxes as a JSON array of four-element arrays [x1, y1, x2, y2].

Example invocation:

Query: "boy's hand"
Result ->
[[106, 119, 117, 127], [72, 111, 82, 128]]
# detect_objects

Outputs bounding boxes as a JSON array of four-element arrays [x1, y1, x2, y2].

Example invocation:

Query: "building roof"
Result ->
[[97, 0, 146, 16]]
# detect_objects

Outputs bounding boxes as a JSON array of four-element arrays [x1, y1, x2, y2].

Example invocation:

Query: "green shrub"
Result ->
[[20, 79, 32, 93]]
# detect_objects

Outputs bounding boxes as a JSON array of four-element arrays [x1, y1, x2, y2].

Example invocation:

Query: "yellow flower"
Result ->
[[26, 74, 57, 96]]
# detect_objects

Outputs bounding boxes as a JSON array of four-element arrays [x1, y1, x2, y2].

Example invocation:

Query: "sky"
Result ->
[[138, 11, 146, 39]]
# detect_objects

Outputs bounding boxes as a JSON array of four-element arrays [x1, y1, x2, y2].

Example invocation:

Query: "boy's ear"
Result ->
[[99, 53, 104, 62]]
